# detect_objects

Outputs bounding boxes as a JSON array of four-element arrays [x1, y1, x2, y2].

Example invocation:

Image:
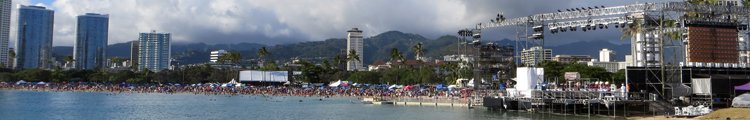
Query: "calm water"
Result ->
[[0, 90, 613, 120]]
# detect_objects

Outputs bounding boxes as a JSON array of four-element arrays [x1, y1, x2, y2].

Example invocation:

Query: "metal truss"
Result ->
[[478, 2, 750, 30]]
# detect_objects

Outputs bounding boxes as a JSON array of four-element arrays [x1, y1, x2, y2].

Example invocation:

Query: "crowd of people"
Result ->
[[0, 81, 473, 102]]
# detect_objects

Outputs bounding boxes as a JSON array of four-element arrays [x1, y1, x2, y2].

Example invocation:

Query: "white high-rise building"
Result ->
[[0, 0, 10, 68], [521, 46, 552, 66], [599, 48, 615, 62], [346, 28, 364, 71], [137, 31, 170, 72], [210, 50, 227, 63]]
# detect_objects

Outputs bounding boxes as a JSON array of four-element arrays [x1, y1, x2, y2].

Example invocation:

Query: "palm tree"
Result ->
[[620, 19, 642, 41], [333, 55, 344, 70], [413, 42, 424, 61], [7, 49, 14, 68], [110, 57, 125, 68], [257, 47, 270, 66], [346, 50, 360, 71], [217, 55, 227, 64], [111, 57, 124, 63], [218, 51, 242, 69], [228, 51, 242, 68], [63, 56, 74, 68], [389, 48, 403, 62]]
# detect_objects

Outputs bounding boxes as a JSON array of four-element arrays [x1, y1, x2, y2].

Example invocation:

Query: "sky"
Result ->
[[9, 0, 680, 47]]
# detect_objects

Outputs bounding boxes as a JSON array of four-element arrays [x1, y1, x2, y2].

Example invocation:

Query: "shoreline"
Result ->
[[0, 88, 361, 99]]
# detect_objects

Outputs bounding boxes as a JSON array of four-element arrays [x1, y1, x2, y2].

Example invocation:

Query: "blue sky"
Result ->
[[31, 0, 52, 4]]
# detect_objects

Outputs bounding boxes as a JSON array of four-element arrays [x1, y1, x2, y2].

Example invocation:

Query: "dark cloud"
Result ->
[[9, 0, 681, 46]]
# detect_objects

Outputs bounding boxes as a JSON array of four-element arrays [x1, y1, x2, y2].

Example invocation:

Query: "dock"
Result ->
[[479, 90, 663, 117]]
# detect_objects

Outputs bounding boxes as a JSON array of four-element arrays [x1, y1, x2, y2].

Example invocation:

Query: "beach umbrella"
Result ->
[[16, 80, 27, 85], [388, 85, 399, 89], [436, 84, 445, 89]]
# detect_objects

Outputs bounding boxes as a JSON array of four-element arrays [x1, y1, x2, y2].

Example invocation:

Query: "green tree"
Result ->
[[111, 57, 125, 64], [219, 51, 242, 66], [439, 62, 460, 84], [390, 48, 404, 62], [109, 70, 135, 83], [15, 69, 51, 82], [257, 47, 270, 66], [416, 67, 438, 84], [612, 69, 626, 84], [88, 69, 110, 83], [260, 61, 280, 71], [412, 42, 424, 61], [346, 50, 360, 71], [0, 72, 14, 82], [540, 60, 565, 81], [620, 19, 642, 41], [347, 71, 380, 84], [381, 68, 402, 84], [139, 69, 154, 83], [50, 69, 69, 82], [332, 55, 344, 70], [63, 56, 75, 68], [6, 49, 14, 68]]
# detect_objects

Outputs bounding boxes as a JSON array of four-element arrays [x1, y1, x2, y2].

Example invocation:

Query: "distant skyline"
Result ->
[[10, 0, 678, 47]]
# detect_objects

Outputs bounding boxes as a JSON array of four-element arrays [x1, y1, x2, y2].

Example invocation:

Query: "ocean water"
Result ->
[[0, 90, 612, 120]]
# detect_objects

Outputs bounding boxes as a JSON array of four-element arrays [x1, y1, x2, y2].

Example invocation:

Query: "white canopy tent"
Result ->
[[328, 80, 349, 87], [733, 93, 750, 108], [15, 80, 27, 85]]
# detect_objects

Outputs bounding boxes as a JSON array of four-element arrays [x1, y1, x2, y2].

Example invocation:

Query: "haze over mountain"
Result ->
[[52, 31, 630, 65]]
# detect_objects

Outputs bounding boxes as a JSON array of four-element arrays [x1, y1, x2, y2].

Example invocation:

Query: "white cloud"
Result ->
[[9, 0, 477, 46], [8, 0, 682, 47]]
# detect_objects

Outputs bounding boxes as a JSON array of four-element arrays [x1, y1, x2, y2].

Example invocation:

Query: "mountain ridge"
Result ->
[[51, 31, 631, 65]]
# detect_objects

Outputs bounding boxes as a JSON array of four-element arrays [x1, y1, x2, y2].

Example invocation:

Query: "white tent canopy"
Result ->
[[388, 85, 403, 89], [733, 93, 750, 108], [15, 80, 27, 85], [227, 79, 240, 84], [328, 80, 349, 87]]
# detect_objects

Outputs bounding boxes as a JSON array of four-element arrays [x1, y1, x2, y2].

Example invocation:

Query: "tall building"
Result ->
[[520, 46, 552, 66], [346, 28, 363, 71], [15, 5, 53, 69], [137, 31, 170, 72], [74, 13, 109, 70], [0, 0, 10, 68], [625, 55, 634, 66], [599, 48, 615, 62], [552, 55, 592, 63], [210, 50, 227, 63], [130, 40, 138, 68]]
